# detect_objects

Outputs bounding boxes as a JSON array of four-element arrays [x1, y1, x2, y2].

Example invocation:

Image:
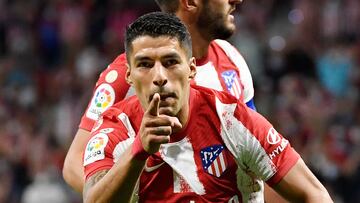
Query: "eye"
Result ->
[[163, 59, 179, 67], [136, 61, 153, 68]]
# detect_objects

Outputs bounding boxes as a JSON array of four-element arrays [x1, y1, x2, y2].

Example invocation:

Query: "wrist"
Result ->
[[131, 134, 150, 160]]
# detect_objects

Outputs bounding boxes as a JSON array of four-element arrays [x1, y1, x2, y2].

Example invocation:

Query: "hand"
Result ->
[[138, 93, 182, 154]]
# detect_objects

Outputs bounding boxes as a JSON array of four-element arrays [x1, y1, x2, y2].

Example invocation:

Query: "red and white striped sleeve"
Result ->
[[83, 106, 134, 180], [79, 53, 132, 131], [233, 103, 300, 186]]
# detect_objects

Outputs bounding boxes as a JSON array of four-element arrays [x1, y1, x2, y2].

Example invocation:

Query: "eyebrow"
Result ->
[[162, 53, 181, 60], [134, 56, 152, 62], [134, 51, 181, 62]]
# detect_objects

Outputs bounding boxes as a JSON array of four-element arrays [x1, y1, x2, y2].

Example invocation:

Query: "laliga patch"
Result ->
[[100, 128, 114, 134], [86, 84, 115, 120], [84, 133, 109, 166]]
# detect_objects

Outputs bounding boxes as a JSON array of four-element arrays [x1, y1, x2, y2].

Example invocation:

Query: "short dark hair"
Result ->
[[125, 12, 192, 61], [154, 0, 179, 13]]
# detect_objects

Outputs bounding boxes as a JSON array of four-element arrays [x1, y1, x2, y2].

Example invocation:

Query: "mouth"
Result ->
[[149, 92, 177, 103], [229, 7, 235, 14], [228, 8, 236, 21]]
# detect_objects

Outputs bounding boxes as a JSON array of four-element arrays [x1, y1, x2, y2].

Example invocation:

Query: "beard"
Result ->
[[196, 3, 235, 40]]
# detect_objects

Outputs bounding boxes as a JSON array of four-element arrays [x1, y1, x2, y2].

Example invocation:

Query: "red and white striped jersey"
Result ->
[[84, 85, 299, 203], [79, 40, 255, 132]]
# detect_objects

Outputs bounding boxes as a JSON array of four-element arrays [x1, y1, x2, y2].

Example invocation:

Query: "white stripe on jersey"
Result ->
[[113, 113, 136, 162], [173, 170, 193, 193], [160, 137, 205, 195], [207, 164, 213, 175], [214, 39, 254, 103], [118, 113, 136, 138], [215, 97, 276, 203], [231, 78, 242, 99], [209, 152, 227, 177], [219, 152, 226, 174], [113, 138, 134, 163], [194, 62, 224, 92], [213, 157, 221, 177]]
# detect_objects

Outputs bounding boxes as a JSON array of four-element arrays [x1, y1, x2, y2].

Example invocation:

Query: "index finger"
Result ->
[[146, 93, 160, 116]]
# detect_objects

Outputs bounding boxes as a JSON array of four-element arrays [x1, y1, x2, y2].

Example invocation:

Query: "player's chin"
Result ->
[[215, 24, 235, 39], [226, 23, 236, 33]]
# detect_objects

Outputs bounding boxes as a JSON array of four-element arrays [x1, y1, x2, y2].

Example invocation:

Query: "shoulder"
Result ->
[[98, 53, 127, 82], [90, 95, 142, 136], [213, 39, 233, 48], [213, 40, 239, 53], [93, 53, 129, 94], [111, 53, 127, 65], [191, 84, 239, 105], [213, 39, 246, 61], [105, 95, 141, 117]]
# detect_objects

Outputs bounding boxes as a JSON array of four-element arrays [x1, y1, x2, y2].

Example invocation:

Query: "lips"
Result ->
[[228, 8, 235, 21], [149, 92, 177, 103]]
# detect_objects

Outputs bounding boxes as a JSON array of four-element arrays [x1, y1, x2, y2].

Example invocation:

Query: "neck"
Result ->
[[174, 87, 192, 133], [177, 12, 211, 60], [190, 27, 211, 59]]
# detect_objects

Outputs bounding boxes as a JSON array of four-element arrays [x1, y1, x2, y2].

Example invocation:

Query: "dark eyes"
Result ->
[[136, 61, 153, 68], [163, 59, 179, 67], [136, 59, 179, 68]]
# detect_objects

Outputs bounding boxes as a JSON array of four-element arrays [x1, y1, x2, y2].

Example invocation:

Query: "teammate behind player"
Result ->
[[63, 0, 259, 194], [82, 12, 333, 203]]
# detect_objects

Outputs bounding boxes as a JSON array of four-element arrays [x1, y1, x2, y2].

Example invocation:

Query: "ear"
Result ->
[[125, 63, 133, 85], [179, 0, 199, 12], [188, 57, 197, 80]]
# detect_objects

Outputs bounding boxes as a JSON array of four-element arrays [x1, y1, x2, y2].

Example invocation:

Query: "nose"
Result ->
[[152, 62, 168, 87]]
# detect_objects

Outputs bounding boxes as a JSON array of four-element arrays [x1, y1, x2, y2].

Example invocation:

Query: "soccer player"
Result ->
[[82, 12, 333, 203], [64, 0, 259, 194]]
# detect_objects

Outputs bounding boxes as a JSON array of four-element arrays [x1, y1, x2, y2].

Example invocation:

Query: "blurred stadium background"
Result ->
[[0, 0, 359, 202]]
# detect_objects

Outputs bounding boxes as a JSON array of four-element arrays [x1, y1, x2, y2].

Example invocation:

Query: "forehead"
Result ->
[[129, 36, 186, 60]]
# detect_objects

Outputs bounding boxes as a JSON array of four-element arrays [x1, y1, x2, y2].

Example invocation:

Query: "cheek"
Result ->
[[132, 79, 147, 97], [173, 71, 190, 85], [132, 72, 151, 87]]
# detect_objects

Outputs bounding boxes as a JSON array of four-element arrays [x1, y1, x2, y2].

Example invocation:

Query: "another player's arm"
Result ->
[[272, 159, 333, 203], [63, 129, 91, 193], [63, 56, 130, 193]]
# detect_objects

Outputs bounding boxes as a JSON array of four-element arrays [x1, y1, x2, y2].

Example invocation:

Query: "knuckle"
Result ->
[[143, 128, 152, 136]]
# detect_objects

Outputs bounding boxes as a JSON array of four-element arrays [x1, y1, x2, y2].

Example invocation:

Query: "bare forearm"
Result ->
[[264, 183, 288, 203], [273, 159, 333, 203], [63, 155, 84, 193], [83, 148, 145, 203], [63, 129, 90, 193], [304, 192, 333, 203]]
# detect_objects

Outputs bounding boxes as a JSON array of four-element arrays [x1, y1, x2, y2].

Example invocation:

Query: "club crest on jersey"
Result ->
[[200, 145, 227, 177], [221, 70, 242, 99], [84, 133, 108, 166], [86, 84, 115, 120]]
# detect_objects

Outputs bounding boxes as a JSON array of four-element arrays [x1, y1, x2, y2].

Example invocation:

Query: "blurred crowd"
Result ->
[[0, 0, 359, 202]]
